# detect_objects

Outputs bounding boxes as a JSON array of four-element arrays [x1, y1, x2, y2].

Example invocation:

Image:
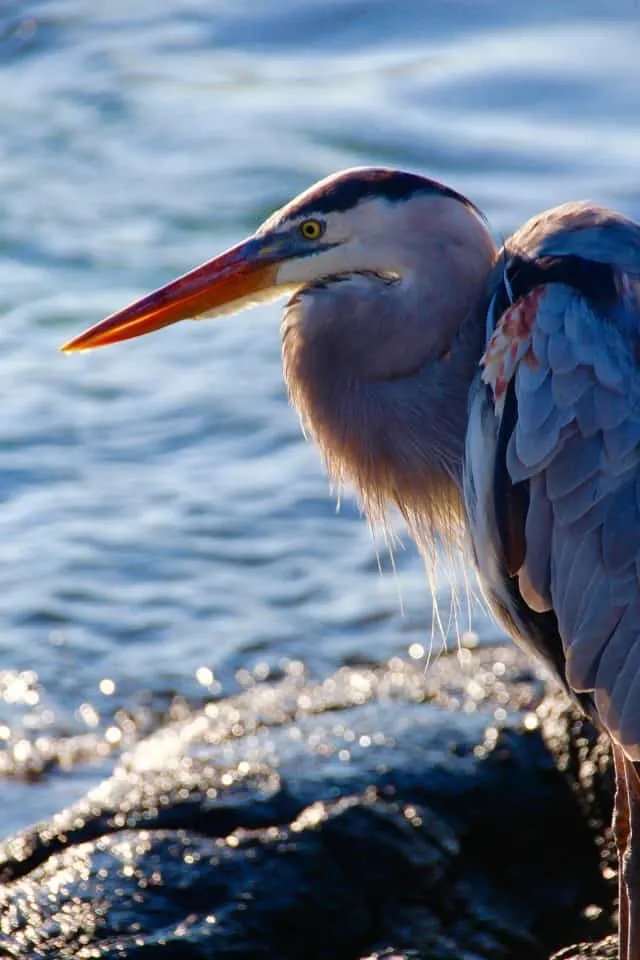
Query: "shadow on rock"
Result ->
[[0, 646, 617, 959]]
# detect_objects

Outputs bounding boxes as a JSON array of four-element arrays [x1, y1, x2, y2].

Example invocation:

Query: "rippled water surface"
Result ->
[[1, 0, 639, 834]]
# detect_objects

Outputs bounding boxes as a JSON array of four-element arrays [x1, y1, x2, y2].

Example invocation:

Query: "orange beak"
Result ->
[[61, 236, 281, 352]]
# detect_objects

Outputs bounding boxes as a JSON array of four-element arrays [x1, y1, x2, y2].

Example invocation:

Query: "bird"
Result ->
[[63, 166, 640, 959]]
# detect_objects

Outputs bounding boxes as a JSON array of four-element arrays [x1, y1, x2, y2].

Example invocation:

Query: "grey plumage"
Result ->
[[471, 220, 640, 753]]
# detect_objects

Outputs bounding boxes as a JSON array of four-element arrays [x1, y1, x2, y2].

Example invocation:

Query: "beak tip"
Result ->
[[60, 335, 89, 353]]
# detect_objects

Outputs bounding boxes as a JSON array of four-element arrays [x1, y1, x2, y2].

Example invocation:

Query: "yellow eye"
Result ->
[[299, 219, 324, 241]]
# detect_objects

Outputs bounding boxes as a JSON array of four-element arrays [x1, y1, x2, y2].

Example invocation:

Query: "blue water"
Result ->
[[1, 0, 639, 835]]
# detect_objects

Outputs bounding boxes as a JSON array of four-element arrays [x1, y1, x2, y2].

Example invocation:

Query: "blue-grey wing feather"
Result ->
[[508, 286, 640, 757], [467, 205, 640, 760]]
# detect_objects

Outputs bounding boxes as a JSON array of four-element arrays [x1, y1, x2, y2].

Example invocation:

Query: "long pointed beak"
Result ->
[[61, 236, 280, 352]]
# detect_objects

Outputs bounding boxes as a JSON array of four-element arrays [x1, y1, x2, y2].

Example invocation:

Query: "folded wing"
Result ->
[[470, 205, 640, 759]]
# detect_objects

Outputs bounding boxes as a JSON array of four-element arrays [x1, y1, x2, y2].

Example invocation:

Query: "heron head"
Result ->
[[61, 167, 487, 352], [61, 167, 498, 559]]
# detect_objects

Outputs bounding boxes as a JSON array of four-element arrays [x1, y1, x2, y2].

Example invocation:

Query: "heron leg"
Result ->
[[622, 755, 640, 960], [613, 744, 630, 960]]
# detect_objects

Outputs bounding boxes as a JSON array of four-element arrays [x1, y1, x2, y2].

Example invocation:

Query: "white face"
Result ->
[[264, 197, 420, 288]]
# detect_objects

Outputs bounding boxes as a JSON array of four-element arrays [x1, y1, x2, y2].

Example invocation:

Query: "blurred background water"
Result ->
[[0, 0, 639, 835]]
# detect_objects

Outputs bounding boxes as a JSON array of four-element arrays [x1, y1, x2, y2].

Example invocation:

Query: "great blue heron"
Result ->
[[63, 167, 640, 959]]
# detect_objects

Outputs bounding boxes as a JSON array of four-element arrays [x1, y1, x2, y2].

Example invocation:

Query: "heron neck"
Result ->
[[282, 273, 489, 546]]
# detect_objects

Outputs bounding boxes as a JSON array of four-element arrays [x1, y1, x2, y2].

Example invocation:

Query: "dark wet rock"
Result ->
[[0, 646, 617, 959]]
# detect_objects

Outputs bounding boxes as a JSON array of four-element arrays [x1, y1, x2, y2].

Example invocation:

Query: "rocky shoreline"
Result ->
[[0, 645, 619, 959]]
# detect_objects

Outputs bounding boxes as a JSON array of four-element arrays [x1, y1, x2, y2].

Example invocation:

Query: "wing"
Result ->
[[473, 206, 640, 760]]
